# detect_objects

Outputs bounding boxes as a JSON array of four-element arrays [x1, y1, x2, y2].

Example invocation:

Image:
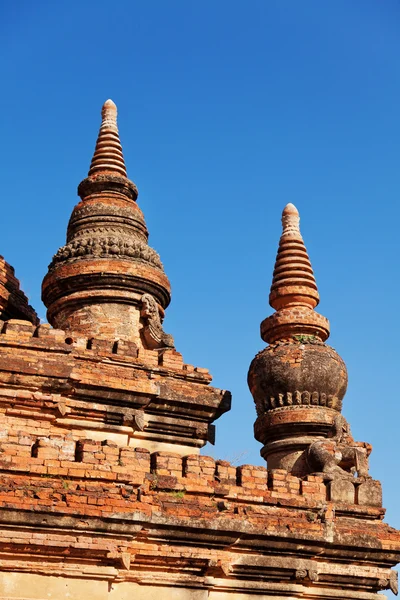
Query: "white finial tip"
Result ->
[[101, 100, 117, 129], [282, 203, 299, 216], [101, 99, 118, 125], [103, 99, 117, 109], [281, 203, 301, 236]]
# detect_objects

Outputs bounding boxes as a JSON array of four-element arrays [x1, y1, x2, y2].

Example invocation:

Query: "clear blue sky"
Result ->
[[2, 0, 400, 560]]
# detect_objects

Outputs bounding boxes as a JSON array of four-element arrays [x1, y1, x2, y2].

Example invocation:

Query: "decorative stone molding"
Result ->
[[67, 203, 146, 237], [77, 173, 138, 200], [261, 308, 330, 344], [258, 390, 341, 414], [49, 235, 163, 270]]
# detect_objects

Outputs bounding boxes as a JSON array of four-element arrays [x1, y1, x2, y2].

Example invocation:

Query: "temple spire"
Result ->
[[261, 204, 329, 344], [88, 99, 127, 178], [42, 100, 171, 344], [248, 204, 348, 476]]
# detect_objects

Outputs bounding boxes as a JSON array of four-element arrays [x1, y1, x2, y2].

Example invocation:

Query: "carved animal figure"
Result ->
[[307, 415, 372, 479], [140, 293, 174, 349]]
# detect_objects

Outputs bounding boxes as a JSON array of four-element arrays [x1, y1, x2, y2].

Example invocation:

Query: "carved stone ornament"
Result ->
[[107, 551, 132, 571], [295, 569, 318, 582], [122, 409, 145, 431], [295, 569, 308, 580], [49, 235, 163, 270], [391, 570, 399, 596], [119, 552, 131, 571], [307, 415, 372, 480], [140, 293, 174, 349]]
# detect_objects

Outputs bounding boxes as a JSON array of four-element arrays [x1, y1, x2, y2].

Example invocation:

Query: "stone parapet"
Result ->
[[0, 438, 396, 599], [0, 430, 384, 512]]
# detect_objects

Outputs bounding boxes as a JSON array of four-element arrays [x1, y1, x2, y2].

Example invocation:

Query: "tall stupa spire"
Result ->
[[42, 100, 171, 345], [88, 99, 127, 178]]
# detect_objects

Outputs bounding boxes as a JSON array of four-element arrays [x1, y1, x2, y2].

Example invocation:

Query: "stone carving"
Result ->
[[107, 551, 132, 570], [295, 569, 308, 580], [140, 293, 174, 349], [378, 571, 399, 595], [122, 409, 145, 431], [295, 569, 318, 582], [261, 389, 341, 414], [307, 415, 372, 480], [378, 578, 389, 590], [391, 571, 399, 596], [49, 236, 163, 270], [119, 552, 131, 571]]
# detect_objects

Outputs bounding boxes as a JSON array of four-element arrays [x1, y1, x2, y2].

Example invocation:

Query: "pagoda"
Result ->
[[0, 101, 398, 600]]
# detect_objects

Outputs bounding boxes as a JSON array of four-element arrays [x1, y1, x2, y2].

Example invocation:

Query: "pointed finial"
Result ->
[[101, 99, 118, 131], [261, 204, 330, 343], [269, 204, 319, 311], [281, 203, 301, 238], [88, 99, 127, 178]]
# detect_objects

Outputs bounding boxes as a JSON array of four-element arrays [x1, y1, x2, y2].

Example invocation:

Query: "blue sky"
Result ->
[[1, 0, 400, 561]]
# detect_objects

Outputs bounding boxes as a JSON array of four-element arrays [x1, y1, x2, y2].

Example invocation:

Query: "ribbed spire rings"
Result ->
[[88, 99, 128, 178]]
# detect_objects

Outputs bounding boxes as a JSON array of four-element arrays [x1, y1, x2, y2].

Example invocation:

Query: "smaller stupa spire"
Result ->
[[88, 99, 127, 178], [248, 204, 348, 476], [261, 204, 329, 343]]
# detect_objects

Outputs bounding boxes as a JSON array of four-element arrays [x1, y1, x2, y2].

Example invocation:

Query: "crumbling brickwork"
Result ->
[[0, 257, 38, 325], [0, 382, 396, 598], [0, 103, 399, 600]]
